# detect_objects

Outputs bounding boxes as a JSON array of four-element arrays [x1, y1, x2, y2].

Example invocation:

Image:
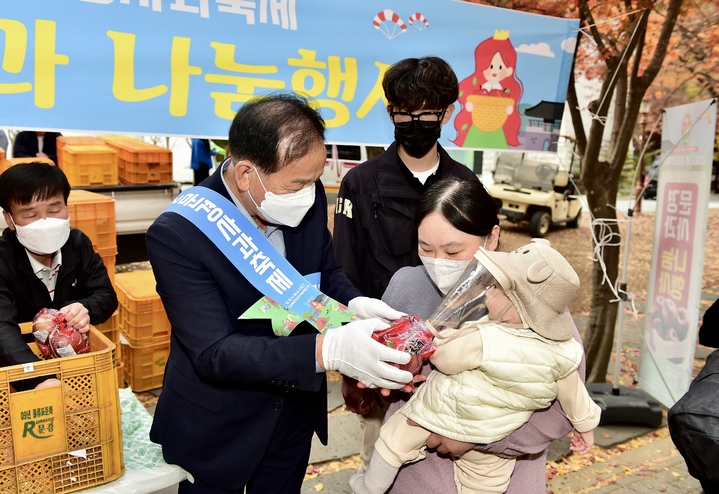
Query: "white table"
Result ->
[[79, 388, 189, 494]]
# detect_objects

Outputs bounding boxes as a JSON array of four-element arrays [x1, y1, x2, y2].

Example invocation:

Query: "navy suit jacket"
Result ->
[[146, 169, 360, 489]]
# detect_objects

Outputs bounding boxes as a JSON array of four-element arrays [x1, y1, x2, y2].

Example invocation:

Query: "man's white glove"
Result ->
[[348, 297, 406, 322], [322, 318, 413, 389]]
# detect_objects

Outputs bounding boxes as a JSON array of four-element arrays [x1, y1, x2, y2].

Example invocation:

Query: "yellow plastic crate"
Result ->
[[95, 311, 120, 367], [67, 190, 117, 252], [99, 138, 151, 159], [121, 334, 169, 392], [96, 246, 117, 288], [118, 162, 173, 184], [114, 141, 172, 165], [114, 271, 170, 346], [59, 145, 118, 186], [100, 140, 172, 185], [97, 135, 142, 146], [0, 327, 123, 493], [116, 363, 126, 389], [117, 144, 172, 184], [56, 137, 105, 168], [0, 157, 56, 174]]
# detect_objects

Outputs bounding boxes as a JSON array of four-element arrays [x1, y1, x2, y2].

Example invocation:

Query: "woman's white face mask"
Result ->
[[11, 216, 70, 255], [419, 226, 490, 295], [249, 167, 315, 227], [420, 255, 473, 295]]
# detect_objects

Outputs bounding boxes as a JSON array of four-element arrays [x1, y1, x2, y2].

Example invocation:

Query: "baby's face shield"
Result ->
[[426, 257, 498, 331]]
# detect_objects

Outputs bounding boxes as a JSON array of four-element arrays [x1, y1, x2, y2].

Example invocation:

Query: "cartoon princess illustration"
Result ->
[[453, 29, 523, 148]]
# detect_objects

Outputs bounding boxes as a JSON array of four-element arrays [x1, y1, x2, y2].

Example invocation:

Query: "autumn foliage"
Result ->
[[461, 0, 711, 382]]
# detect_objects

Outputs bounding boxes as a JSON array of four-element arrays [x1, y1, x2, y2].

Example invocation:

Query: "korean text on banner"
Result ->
[[2, 1, 577, 151], [638, 98, 718, 409]]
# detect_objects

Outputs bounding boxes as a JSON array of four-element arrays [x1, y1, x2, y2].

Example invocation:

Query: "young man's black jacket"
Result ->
[[0, 228, 118, 390], [333, 142, 480, 299]]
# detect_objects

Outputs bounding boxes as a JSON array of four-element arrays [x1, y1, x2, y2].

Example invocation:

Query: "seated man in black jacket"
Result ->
[[0, 163, 118, 390]]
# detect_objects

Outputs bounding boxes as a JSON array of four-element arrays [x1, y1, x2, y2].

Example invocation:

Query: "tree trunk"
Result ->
[[583, 203, 620, 383], [582, 152, 624, 382], [575, 0, 683, 382]]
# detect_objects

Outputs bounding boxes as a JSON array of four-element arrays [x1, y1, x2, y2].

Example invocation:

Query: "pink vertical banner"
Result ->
[[647, 183, 696, 361], [639, 99, 717, 408]]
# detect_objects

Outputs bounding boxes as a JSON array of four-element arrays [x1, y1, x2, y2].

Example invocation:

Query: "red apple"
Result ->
[[33, 308, 61, 357], [32, 308, 59, 339], [36, 339, 53, 358], [49, 323, 89, 358]]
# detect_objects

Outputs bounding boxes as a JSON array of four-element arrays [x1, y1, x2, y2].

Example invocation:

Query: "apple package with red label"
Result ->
[[371, 315, 436, 375]]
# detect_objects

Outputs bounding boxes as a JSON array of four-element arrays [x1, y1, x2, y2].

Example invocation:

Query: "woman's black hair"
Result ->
[[415, 176, 499, 237]]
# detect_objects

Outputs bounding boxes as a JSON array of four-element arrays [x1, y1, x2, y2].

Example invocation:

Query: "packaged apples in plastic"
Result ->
[[32, 308, 90, 358], [32, 308, 60, 358], [371, 315, 436, 375]]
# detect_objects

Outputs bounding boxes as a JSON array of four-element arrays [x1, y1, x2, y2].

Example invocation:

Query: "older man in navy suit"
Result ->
[[146, 93, 414, 493]]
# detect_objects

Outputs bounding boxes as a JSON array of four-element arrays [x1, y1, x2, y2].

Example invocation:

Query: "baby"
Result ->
[[350, 239, 601, 494]]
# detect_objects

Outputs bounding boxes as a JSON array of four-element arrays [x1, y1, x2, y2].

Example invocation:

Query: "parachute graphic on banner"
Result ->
[[408, 12, 429, 31], [373, 9, 407, 40]]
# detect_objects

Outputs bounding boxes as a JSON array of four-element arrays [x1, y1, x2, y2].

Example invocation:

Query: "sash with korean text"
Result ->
[[165, 187, 356, 335]]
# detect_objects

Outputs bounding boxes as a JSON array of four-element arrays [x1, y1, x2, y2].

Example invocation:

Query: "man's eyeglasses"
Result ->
[[390, 109, 446, 129]]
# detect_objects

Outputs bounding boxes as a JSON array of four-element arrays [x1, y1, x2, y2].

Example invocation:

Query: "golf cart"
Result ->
[[488, 153, 582, 238]]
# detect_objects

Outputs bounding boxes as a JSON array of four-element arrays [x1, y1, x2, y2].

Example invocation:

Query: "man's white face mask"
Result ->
[[249, 167, 316, 227], [11, 216, 70, 255]]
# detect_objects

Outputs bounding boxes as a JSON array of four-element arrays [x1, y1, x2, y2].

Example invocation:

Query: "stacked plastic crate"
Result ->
[[101, 138, 173, 184], [67, 190, 117, 284], [66, 189, 122, 383], [57, 136, 118, 187], [114, 269, 171, 392], [0, 156, 56, 174], [55, 135, 105, 166], [0, 325, 125, 493]]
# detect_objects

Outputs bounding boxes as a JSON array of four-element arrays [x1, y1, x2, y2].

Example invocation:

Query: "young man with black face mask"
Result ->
[[332, 56, 480, 474], [333, 56, 479, 302], [0, 163, 118, 390]]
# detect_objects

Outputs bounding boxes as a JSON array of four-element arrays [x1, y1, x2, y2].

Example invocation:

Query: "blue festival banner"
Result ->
[[1, 1, 578, 151]]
